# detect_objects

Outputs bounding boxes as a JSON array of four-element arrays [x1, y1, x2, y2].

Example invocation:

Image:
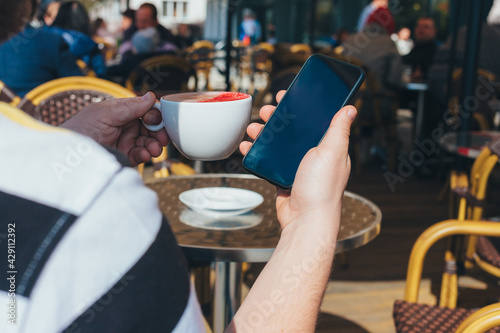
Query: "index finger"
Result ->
[[276, 90, 286, 103], [258, 90, 286, 122]]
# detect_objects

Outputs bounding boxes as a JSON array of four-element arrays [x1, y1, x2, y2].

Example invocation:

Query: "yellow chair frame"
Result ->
[[403, 220, 500, 333], [440, 141, 500, 308], [404, 220, 500, 302], [456, 303, 500, 333], [21, 76, 135, 107], [290, 43, 312, 57]]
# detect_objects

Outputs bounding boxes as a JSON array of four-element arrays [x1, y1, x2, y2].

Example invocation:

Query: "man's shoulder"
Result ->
[[0, 103, 126, 214]]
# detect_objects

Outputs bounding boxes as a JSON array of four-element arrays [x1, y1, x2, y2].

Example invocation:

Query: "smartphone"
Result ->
[[242, 54, 365, 189]]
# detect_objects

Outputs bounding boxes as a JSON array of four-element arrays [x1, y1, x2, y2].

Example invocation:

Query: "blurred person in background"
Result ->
[[92, 17, 118, 55], [266, 23, 277, 44], [107, 27, 176, 84], [38, 0, 61, 26], [135, 2, 176, 46], [239, 8, 262, 45], [356, 0, 389, 32], [391, 26, 414, 56], [403, 17, 438, 79], [120, 8, 136, 42], [118, 3, 178, 57], [425, 0, 500, 131], [330, 28, 349, 49], [429, 1, 500, 99], [92, 17, 115, 43], [46, 1, 107, 77], [344, 7, 402, 95], [0, 0, 82, 97], [344, 7, 402, 165], [174, 23, 194, 51]]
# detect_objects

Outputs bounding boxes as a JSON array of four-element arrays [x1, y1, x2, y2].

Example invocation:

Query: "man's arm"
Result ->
[[232, 92, 356, 332]]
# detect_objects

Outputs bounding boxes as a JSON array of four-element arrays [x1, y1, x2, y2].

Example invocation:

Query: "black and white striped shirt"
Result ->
[[0, 103, 206, 332]]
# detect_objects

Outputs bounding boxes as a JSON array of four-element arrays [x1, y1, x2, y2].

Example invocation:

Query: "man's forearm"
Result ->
[[227, 210, 340, 333]]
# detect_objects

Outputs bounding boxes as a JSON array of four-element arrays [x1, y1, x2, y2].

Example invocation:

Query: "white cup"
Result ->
[[143, 92, 252, 161]]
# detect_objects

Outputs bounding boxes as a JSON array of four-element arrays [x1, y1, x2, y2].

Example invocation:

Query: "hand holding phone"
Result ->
[[242, 54, 365, 189], [240, 92, 357, 228]]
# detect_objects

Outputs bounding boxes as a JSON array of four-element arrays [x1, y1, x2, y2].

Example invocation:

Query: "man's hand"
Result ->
[[61, 92, 169, 166], [239, 90, 357, 231]]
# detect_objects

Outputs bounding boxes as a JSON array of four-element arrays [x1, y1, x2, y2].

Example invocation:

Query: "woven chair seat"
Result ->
[[393, 300, 500, 333], [22, 90, 113, 126], [476, 235, 500, 268]]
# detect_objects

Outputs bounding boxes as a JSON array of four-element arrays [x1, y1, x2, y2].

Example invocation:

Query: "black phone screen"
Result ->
[[242, 54, 365, 188]]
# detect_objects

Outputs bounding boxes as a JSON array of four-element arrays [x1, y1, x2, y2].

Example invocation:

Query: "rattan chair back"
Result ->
[[448, 68, 500, 130], [18, 77, 135, 126], [290, 43, 312, 57], [394, 220, 500, 333], [125, 54, 196, 96], [186, 40, 215, 91], [252, 42, 274, 73]]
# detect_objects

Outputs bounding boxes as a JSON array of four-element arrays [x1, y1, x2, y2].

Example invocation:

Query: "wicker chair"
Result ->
[[252, 65, 302, 109], [18, 76, 135, 126], [448, 68, 500, 131], [394, 220, 500, 333], [125, 54, 196, 97], [252, 42, 274, 73], [249, 42, 275, 95], [186, 40, 215, 91], [437, 137, 500, 309], [0, 80, 20, 106], [290, 43, 312, 58]]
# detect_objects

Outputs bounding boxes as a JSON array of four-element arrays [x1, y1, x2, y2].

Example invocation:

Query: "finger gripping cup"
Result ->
[[142, 101, 165, 132]]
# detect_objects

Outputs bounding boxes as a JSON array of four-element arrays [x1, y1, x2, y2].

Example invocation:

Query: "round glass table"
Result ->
[[146, 174, 382, 333]]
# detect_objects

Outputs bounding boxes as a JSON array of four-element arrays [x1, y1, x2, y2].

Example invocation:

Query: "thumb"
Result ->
[[106, 92, 157, 125], [318, 106, 357, 156]]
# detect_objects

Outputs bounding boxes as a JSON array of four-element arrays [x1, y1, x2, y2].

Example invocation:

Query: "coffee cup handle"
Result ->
[[142, 101, 164, 132]]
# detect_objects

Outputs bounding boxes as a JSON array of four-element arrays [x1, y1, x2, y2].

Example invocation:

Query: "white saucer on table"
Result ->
[[178, 187, 264, 217]]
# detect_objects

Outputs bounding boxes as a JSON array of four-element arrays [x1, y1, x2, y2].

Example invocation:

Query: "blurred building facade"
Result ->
[[89, 0, 468, 46], [90, 0, 207, 34]]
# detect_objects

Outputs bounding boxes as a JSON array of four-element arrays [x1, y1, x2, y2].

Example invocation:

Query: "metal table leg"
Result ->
[[213, 262, 242, 333]]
